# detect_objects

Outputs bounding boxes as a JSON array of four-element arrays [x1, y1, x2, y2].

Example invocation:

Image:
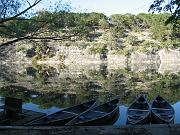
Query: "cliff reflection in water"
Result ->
[[0, 62, 179, 107]]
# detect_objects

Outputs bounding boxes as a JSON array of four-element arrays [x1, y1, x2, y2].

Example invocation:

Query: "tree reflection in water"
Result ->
[[0, 63, 179, 110]]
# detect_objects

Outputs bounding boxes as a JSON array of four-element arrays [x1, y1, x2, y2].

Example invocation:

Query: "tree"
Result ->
[[0, 0, 90, 47], [0, 0, 42, 46], [149, 0, 179, 24], [99, 18, 109, 29], [127, 35, 138, 46], [0, 0, 41, 22], [149, 0, 179, 49]]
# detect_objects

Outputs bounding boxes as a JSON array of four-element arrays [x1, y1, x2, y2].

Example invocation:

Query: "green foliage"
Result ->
[[56, 53, 65, 61], [0, 63, 180, 106], [110, 13, 144, 30], [113, 48, 134, 56], [138, 46, 149, 53], [150, 14, 173, 41], [137, 40, 162, 53], [137, 13, 179, 49], [0, 18, 37, 38], [0, 10, 179, 52], [127, 35, 139, 46], [31, 56, 38, 65], [16, 46, 27, 53], [149, 0, 179, 24], [101, 45, 108, 54], [88, 43, 108, 54], [142, 40, 156, 48], [34, 40, 52, 60], [0, 0, 22, 19], [133, 27, 141, 33], [99, 18, 109, 29], [110, 26, 126, 38]]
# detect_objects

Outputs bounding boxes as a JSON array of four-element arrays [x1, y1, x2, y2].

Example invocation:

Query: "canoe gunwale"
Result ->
[[67, 106, 119, 125], [151, 96, 175, 124], [151, 111, 174, 123], [66, 98, 120, 126], [127, 95, 151, 125], [24, 99, 98, 126], [127, 112, 150, 125]]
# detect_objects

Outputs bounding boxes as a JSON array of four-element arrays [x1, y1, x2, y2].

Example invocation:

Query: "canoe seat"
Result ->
[[88, 110, 107, 118], [47, 111, 77, 120], [152, 109, 173, 116], [152, 108, 172, 111], [79, 115, 94, 120], [62, 111, 78, 115], [128, 115, 144, 119], [93, 111, 107, 114], [128, 109, 149, 112], [161, 114, 173, 117], [79, 111, 107, 120]]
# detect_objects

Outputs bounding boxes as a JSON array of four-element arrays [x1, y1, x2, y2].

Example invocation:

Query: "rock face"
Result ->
[[58, 46, 101, 64], [158, 49, 180, 62], [158, 49, 180, 74], [131, 52, 160, 63], [0, 45, 16, 61], [0, 42, 31, 63], [0, 40, 180, 74]]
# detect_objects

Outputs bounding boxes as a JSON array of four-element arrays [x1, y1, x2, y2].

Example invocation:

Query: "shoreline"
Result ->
[[0, 124, 179, 135]]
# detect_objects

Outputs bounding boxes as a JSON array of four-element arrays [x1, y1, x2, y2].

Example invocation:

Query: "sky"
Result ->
[[31, 0, 155, 16], [65, 0, 154, 15]]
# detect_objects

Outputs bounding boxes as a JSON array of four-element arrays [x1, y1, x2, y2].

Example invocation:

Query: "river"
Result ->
[[0, 61, 179, 125]]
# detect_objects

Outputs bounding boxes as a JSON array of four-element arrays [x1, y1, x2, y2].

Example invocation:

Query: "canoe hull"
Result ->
[[127, 95, 151, 125], [66, 98, 120, 126], [25, 100, 97, 126], [35, 116, 75, 126], [71, 107, 119, 126], [151, 96, 174, 124], [127, 113, 150, 125], [151, 111, 174, 124]]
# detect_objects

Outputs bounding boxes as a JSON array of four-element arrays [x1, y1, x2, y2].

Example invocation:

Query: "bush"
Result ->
[[31, 56, 38, 65], [127, 35, 138, 46], [16, 46, 27, 53]]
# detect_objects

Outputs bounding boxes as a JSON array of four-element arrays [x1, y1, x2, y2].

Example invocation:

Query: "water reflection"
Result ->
[[22, 103, 60, 115], [173, 102, 180, 123], [0, 63, 179, 124], [114, 102, 180, 125], [114, 106, 128, 126], [0, 98, 179, 125]]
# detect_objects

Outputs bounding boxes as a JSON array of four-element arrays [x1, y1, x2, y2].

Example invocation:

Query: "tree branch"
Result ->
[[0, 31, 81, 47], [0, 0, 42, 24], [0, 36, 29, 47]]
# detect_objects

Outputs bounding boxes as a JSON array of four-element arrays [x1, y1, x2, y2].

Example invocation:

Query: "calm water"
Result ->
[[0, 63, 180, 125]]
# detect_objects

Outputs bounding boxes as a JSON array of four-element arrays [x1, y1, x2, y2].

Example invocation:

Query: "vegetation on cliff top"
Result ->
[[1, 12, 179, 55], [0, 0, 179, 60]]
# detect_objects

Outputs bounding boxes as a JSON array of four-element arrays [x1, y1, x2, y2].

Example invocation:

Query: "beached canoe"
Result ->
[[151, 95, 174, 124], [127, 95, 150, 125], [25, 99, 98, 126], [66, 98, 119, 126]]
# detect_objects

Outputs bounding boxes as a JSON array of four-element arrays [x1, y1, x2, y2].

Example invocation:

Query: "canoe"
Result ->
[[127, 95, 150, 125], [25, 99, 98, 126], [66, 98, 119, 126], [151, 95, 174, 124]]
